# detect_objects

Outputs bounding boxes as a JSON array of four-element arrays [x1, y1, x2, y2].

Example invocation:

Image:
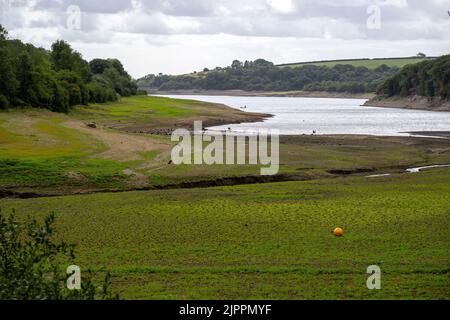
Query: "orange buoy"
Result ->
[[333, 227, 344, 237]]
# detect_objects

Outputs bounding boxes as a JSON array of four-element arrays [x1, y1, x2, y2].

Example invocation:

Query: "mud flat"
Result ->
[[407, 131, 450, 138]]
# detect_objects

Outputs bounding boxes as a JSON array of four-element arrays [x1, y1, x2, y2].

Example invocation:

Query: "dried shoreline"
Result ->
[[146, 89, 374, 100], [364, 96, 450, 112], [109, 100, 272, 135]]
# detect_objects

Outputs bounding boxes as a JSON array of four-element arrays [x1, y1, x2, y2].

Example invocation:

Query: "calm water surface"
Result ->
[[159, 95, 450, 136]]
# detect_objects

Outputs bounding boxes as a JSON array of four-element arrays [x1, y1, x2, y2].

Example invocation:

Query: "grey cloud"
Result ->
[[1, 0, 449, 41], [33, 0, 133, 14], [139, 0, 216, 16]]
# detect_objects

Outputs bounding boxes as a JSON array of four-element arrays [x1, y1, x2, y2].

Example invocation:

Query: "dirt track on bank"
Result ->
[[63, 120, 170, 161]]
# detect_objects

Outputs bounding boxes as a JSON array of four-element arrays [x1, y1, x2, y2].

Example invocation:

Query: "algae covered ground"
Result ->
[[0, 95, 449, 300], [0, 96, 267, 194], [2, 96, 450, 196], [0, 170, 449, 299]]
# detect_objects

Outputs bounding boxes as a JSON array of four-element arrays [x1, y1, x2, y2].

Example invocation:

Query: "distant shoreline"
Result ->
[[364, 96, 450, 112], [406, 131, 450, 138], [145, 89, 375, 100]]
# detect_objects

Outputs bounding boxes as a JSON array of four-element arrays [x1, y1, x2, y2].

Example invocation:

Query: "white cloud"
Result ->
[[1, 0, 448, 77], [267, 0, 295, 13]]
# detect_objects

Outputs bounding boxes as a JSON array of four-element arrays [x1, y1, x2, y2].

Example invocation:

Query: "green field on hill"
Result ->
[[278, 57, 431, 69], [1, 170, 449, 299]]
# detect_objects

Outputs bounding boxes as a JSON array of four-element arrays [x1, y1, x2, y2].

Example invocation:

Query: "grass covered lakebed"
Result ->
[[1, 170, 449, 299], [1, 95, 449, 300], [2, 96, 450, 196], [0, 96, 268, 193]]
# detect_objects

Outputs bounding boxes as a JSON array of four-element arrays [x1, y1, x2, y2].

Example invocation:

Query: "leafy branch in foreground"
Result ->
[[0, 209, 119, 300]]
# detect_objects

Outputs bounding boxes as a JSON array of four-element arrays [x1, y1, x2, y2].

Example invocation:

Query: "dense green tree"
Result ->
[[0, 25, 7, 41], [0, 48, 18, 108], [377, 55, 450, 99], [0, 25, 136, 112], [109, 58, 127, 75], [86, 74, 118, 103], [56, 70, 87, 106], [16, 52, 39, 105], [51, 40, 91, 82], [138, 59, 401, 94], [231, 60, 243, 70], [89, 58, 137, 96], [50, 78, 70, 112], [89, 58, 111, 74]]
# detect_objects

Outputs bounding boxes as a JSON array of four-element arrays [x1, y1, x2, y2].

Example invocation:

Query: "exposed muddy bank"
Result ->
[[406, 164, 450, 173], [108, 100, 272, 135], [0, 173, 312, 199], [406, 131, 450, 139], [131, 114, 273, 136], [366, 164, 450, 177], [6, 161, 450, 199], [364, 96, 450, 112], [327, 168, 376, 175]]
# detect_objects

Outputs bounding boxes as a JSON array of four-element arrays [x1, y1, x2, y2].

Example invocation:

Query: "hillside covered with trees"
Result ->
[[0, 24, 137, 112], [376, 55, 450, 99], [137, 59, 401, 94]]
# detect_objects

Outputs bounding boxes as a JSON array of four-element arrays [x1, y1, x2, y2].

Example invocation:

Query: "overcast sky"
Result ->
[[1, 0, 449, 78]]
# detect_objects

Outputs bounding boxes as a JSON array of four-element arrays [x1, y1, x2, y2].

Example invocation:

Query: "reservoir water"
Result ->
[[159, 95, 450, 137]]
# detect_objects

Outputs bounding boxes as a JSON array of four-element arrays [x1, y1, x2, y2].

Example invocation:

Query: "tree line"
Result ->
[[0, 24, 138, 112], [137, 58, 400, 94], [377, 55, 450, 99]]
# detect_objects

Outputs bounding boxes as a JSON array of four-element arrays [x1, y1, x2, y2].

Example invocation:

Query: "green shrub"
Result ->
[[86, 81, 118, 103], [136, 90, 148, 95], [0, 209, 119, 300], [0, 94, 9, 109]]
